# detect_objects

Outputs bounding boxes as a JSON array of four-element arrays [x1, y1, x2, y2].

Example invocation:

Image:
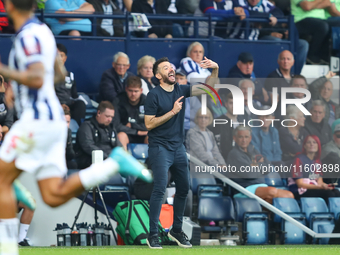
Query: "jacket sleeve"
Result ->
[[66, 128, 76, 160], [77, 122, 103, 156], [309, 76, 327, 100], [273, 128, 283, 161], [3, 105, 13, 130], [71, 77, 78, 99], [99, 71, 117, 102], [210, 131, 226, 165], [186, 129, 221, 166], [113, 110, 138, 135]]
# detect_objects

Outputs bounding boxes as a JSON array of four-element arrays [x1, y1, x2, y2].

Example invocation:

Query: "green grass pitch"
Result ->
[[19, 245, 340, 255]]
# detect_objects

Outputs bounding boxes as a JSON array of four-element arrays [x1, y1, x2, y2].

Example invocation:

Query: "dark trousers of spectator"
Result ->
[[148, 144, 189, 236], [294, 188, 340, 202], [295, 18, 330, 63], [69, 100, 86, 126]]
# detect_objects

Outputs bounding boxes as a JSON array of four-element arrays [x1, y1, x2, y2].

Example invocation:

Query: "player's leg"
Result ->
[[17, 203, 34, 246], [167, 145, 192, 248], [147, 146, 173, 249], [0, 160, 22, 255], [38, 147, 152, 208]]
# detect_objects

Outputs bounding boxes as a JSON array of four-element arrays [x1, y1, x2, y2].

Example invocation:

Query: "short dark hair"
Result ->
[[57, 43, 67, 56], [153, 57, 169, 77], [126, 76, 142, 89], [11, 0, 35, 11], [62, 104, 71, 116], [98, 101, 114, 113], [290, 74, 307, 86]]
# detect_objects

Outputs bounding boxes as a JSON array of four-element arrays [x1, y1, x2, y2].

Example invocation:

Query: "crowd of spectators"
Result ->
[[2, 0, 340, 67]]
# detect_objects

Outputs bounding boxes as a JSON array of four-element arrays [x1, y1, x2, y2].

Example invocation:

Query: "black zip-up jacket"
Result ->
[[55, 71, 78, 106], [99, 67, 134, 102], [114, 92, 147, 135], [0, 92, 13, 130], [76, 116, 121, 168]]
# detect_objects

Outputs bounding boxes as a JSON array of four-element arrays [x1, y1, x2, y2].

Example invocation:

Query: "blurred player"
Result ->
[[0, 0, 152, 254]]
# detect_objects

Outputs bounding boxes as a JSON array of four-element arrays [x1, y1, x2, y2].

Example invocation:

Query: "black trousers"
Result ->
[[294, 188, 340, 202]]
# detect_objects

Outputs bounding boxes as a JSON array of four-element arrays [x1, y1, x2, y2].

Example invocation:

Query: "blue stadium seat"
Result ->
[[329, 197, 340, 219], [273, 198, 301, 223], [265, 172, 288, 190], [318, 224, 335, 245], [272, 198, 306, 244], [191, 175, 222, 197], [127, 143, 148, 163], [198, 196, 237, 236], [234, 198, 262, 222], [78, 92, 98, 119], [301, 197, 335, 243], [243, 212, 269, 245]]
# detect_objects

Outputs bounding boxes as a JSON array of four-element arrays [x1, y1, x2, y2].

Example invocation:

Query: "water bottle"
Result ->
[[87, 226, 94, 246], [63, 223, 71, 247], [55, 224, 64, 246], [71, 226, 80, 246], [95, 224, 104, 246], [79, 223, 88, 246]]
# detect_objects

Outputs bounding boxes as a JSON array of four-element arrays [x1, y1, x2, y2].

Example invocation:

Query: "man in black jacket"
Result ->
[[55, 43, 86, 126], [76, 101, 122, 169], [304, 100, 332, 146], [114, 76, 148, 149], [227, 52, 269, 104], [99, 52, 134, 102], [265, 50, 294, 93], [0, 75, 13, 142]]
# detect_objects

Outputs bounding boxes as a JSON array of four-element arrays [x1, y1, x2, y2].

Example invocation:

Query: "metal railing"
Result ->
[[188, 153, 340, 239]]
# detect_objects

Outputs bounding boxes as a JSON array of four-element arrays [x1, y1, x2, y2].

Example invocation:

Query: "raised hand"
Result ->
[[199, 57, 219, 70], [172, 96, 184, 114]]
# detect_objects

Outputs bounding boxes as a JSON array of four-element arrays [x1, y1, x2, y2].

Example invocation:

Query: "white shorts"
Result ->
[[0, 119, 68, 180]]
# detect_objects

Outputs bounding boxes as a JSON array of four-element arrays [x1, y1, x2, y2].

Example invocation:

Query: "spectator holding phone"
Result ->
[[288, 135, 340, 202]]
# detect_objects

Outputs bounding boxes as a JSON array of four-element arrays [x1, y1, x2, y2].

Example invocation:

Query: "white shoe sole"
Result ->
[[168, 232, 192, 248], [146, 239, 162, 249]]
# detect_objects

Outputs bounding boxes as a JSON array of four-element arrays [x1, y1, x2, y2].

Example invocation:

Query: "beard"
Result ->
[[161, 73, 176, 85]]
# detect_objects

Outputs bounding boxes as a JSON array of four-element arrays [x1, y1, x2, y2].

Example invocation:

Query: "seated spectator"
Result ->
[[137, 55, 157, 95], [288, 135, 340, 201], [175, 69, 201, 135], [113, 76, 148, 149], [251, 106, 282, 162], [291, 0, 336, 64], [227, 126, 294, 203], [238, 79, 262, 123], [321, 120, 340, 182], [0, 0, 8, 33], [131, 0, 173, 38], [99, 52, 134, 102], [75, 101, 122, 169], [265, 50, 294, 93], [55, 43, 86, 126], [288, 74, 312, 111], [86, 0, 124, 37], [188, 0, 248, 38], [279, 105, 308, 161], [186, 108, 226, 166], [45, 0, 95, 37], [179, 42, 211, 83], [309, 71, 339, 126], [0, 75, 13, 142], [62, 104, 77, 170], [227, 52, 269, 104], [209, 92, 240, 160], [305, 100, 332, 145]]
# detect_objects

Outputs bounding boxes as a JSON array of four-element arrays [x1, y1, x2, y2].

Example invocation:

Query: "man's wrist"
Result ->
[[171, 110, 176, 115]]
